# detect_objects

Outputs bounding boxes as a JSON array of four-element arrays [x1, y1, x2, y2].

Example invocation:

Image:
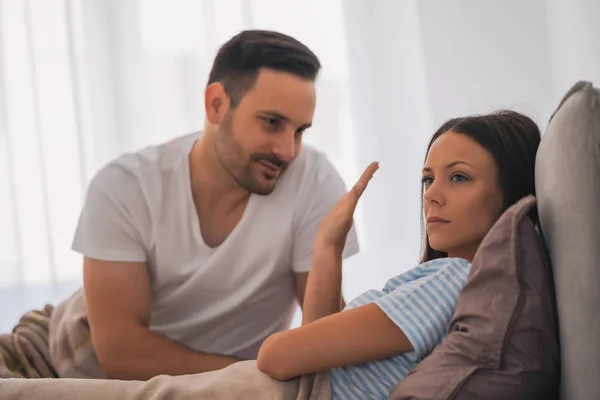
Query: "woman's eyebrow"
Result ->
[[422, 160, 473, 173]]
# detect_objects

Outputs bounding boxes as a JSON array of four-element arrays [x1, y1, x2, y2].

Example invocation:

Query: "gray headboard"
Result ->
[[535, 81, 600, 400]]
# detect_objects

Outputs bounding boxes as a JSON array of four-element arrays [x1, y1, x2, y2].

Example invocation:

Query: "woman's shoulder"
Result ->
[[421, 257, 472, 271], [382, 257, 472, 292], [345, 258, 472, 310]]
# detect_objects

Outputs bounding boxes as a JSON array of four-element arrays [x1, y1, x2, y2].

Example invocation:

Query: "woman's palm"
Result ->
[[318, 162, 379, 249]]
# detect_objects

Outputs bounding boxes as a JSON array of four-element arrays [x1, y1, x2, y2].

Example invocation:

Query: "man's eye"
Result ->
[[263, 117, 278, 125]]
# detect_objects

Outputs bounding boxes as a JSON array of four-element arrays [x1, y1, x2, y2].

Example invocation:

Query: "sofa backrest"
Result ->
[[535, 81, 600, 400]]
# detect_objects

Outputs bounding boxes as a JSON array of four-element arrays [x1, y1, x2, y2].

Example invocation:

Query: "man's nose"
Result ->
[[272, 130, 297, 162]]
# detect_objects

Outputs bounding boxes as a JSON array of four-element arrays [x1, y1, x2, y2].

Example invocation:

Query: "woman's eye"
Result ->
[[422, 176, 433, 186], [451, 174, 468, 182]]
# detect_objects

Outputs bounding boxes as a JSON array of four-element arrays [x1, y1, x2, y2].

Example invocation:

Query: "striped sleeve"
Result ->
[[374, 258, 471, 359]]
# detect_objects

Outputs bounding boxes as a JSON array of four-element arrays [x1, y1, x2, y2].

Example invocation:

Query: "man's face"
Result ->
[[214, 68, 316, 195]]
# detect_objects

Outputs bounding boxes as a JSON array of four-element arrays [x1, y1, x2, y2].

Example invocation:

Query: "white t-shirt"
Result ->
[[72, 132, 359, 360]]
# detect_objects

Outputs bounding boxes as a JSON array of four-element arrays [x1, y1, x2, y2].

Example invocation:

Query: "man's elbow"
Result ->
[[93, 341, 119, 378], [93, 337, 136, 380], [257, 334, 295, 381]]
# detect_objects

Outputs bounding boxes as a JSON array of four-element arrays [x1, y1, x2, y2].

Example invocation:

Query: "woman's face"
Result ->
[[422, 131, 504, 262]]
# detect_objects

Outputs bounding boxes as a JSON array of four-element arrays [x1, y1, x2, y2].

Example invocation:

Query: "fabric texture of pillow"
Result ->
[[388, 195, 560, 400], [535, 81, 600, 400]]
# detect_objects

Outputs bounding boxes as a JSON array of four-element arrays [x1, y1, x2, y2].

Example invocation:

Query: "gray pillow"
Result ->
[[535, 81, 600, 400], [388, 196, 560, 400]]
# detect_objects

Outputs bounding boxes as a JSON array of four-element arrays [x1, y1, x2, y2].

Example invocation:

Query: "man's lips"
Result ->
[[257, 160, 280, 173]]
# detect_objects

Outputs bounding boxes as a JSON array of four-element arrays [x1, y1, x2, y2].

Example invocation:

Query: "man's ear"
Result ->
[[205, 82, 231, 125]]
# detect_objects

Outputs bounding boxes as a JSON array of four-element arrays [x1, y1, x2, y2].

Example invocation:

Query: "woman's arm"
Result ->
[[257, 162, 385, 381], [301, 246, 343, 325], [259, 258, 472, 382], [300, 162, 379, 325], [257, 303, 412, 381]]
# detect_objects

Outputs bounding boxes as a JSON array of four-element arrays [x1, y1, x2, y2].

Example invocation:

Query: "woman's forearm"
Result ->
[[302, 245, 343, 325]]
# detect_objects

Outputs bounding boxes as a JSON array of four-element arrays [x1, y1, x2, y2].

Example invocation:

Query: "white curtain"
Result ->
[[1, 0, 599, 332]]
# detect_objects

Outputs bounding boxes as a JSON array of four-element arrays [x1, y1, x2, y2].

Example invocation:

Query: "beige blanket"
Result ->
[[0, 289, 104, 379], [0, 304, 57, 378], [0, 290, 332, 400], [0, 361, 332, 400]]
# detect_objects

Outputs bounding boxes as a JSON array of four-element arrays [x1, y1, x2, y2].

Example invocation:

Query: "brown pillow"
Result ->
[[388, 195, 560, 400]]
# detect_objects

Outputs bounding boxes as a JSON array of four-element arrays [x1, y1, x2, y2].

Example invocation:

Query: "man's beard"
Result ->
[[214, 114, 288, 195]]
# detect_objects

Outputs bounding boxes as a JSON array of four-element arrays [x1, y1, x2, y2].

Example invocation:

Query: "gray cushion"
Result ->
[[535, 81, 600, 400], [388, 196, 559, 400]]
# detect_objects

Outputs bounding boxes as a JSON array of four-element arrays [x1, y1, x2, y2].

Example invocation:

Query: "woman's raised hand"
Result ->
[[315, 161, 379, 252]]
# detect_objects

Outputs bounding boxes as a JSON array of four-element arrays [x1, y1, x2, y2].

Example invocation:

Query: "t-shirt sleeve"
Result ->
[[291, 154, 360, 273], [374, 259, 471, 359], [71, 164, 149, 263]]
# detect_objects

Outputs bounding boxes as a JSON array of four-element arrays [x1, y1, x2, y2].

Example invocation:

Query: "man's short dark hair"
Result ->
[[207, 30, 321, 108]]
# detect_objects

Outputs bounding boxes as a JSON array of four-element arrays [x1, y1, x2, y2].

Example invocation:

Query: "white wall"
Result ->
[[418, 0, 555, 128], [339, 0, 598, 300], [546, 0, 600, 101], [2, 0, 599, 332]]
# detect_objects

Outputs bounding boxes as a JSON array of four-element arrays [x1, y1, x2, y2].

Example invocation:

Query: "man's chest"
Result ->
[[194, 199, 247, 249], [147, 210, 295, 291]]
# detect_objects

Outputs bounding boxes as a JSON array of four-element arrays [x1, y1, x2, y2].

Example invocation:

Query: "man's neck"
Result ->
[[189, 135, 250, 213]]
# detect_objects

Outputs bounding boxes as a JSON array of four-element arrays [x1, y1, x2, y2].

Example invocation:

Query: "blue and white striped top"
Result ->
[[331, 257, 472, 400]]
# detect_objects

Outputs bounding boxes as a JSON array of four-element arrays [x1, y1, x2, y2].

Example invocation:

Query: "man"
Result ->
[[72, 30, 359, 380]]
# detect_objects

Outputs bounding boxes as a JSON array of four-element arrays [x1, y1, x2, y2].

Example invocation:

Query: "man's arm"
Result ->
[[84, 257, 238, 380]]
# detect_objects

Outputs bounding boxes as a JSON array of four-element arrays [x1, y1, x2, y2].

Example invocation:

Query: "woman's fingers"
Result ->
[[347, 161, 379, 213], [353, 162, 379, 197]]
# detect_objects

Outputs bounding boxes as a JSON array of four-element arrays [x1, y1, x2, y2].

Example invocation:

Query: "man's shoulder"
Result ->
[[286, 143, 340, 185], [114, 132, 195, 171], [297, 143, 330, 167], [86, 132, 196, 206], [272, 144, 351, 229], [93, 133, 196, 185]]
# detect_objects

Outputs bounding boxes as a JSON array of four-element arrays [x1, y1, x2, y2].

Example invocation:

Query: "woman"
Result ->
[[257, 110, 541, 399]]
